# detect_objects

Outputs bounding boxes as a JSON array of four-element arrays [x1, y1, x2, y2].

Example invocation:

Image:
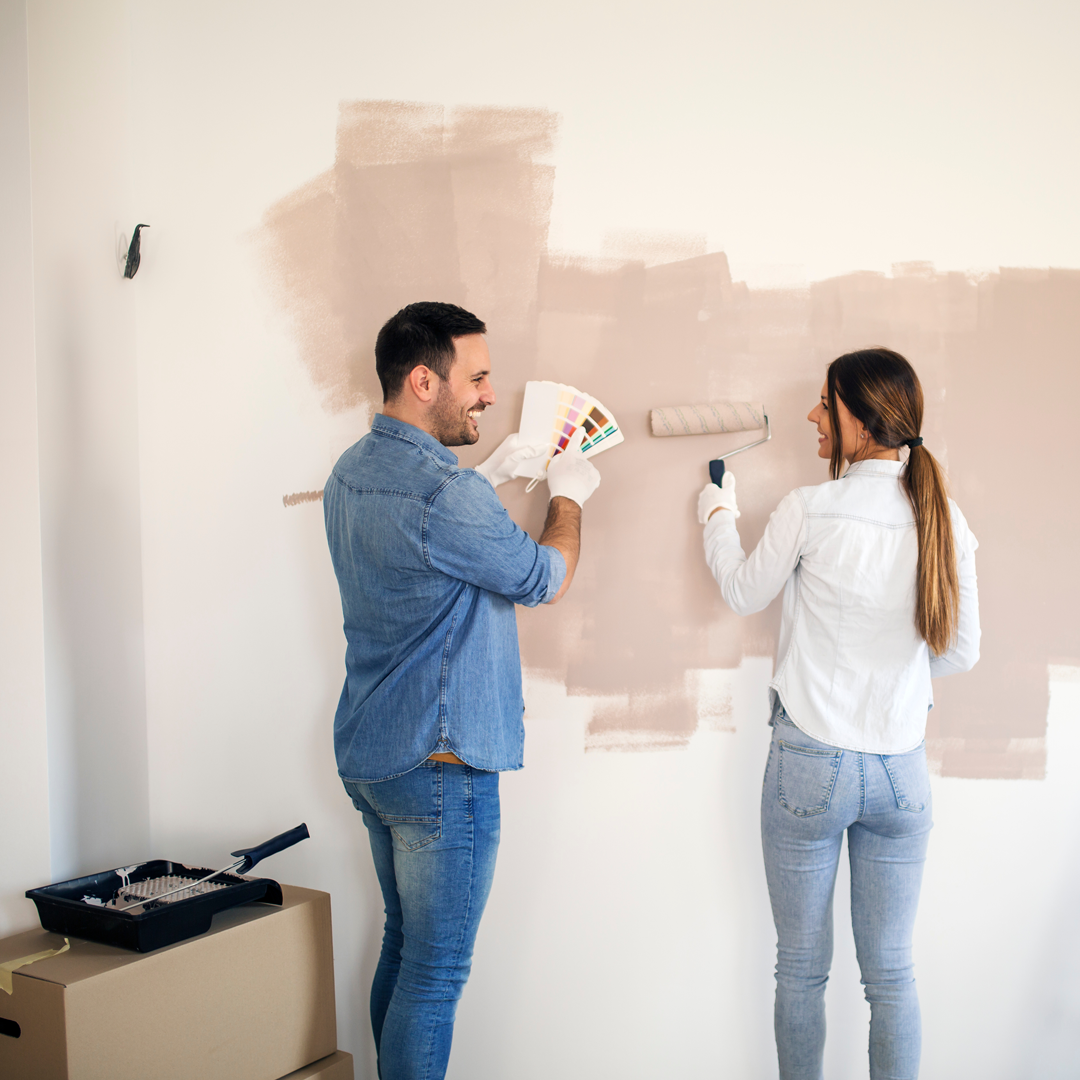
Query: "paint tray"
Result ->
[[26, 862, 284, 952]]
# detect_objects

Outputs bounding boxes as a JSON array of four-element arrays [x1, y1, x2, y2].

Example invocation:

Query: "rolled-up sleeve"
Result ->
[[930, 503, 981, 676], [703, 490, 807, 615], [425, 471, 565, 606]]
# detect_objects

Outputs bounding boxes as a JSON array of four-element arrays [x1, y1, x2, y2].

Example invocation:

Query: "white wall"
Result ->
[[27, 0, 150, 878], [11, 1, 1080, 1077], [447, 665, 1080, 1080], [0, 0, 51, 935]]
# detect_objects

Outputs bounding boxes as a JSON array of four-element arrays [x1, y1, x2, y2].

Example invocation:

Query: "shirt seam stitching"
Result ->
[[371, 419, 458, 466], [771, 489, 809, 686], [421, 473, 463, 570], [805, 512, 915, 528]]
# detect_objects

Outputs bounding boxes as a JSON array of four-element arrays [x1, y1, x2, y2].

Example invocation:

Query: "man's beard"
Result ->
[[431, 380, 482, 447]]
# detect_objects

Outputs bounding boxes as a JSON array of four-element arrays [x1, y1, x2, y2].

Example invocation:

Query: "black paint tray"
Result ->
[[26, 861, 284, 952], [26, 823, 309, 953]]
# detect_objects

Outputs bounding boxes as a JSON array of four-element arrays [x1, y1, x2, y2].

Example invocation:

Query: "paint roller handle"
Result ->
[[707, 414, 773, 487], [231, 823, 310, 873]]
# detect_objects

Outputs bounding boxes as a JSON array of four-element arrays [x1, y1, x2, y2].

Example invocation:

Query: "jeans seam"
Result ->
[[420, 989, 439, 1080], [437, 803, 476, 1078], [390, 827, 441, 851]]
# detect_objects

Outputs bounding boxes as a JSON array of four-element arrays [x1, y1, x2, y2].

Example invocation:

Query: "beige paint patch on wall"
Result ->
[[283, 490, 324, 508], [257, 100, 555, 413], [257, 102, 1080, 780]]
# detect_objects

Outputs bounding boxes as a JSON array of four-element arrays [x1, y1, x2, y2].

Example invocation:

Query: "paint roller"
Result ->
[[649, 402, 771, 486]]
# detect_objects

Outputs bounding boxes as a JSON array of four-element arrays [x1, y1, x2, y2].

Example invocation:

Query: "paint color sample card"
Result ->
[[511, 380, 624, 486]]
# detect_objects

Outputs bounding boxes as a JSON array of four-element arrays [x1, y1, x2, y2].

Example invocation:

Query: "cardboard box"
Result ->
[[278, 1050, 354, 1080], [0, 884, 336, 1080]]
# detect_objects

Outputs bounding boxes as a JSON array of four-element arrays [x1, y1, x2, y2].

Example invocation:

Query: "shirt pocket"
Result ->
[[778, 741, 843, 817], [881, 745, 931, 813]]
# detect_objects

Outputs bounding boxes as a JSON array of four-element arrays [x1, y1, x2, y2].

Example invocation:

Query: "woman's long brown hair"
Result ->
[[826, 348, 959, 656]]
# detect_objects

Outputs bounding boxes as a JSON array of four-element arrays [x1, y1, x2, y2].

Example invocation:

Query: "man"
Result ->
[[324, 302, 599, 1080]]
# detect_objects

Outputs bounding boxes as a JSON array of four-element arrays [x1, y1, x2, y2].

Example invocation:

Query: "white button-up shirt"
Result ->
[[703, 458, 980, 753]]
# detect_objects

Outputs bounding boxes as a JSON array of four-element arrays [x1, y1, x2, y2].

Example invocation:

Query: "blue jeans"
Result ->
[[761, 711, 933, 1080], [343, 762, 501, 1080]]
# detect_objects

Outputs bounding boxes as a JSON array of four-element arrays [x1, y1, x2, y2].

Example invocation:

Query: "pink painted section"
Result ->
[[257, 103, 1080, 779]]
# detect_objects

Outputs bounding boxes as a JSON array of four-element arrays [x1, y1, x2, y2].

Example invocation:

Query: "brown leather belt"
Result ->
[[427, 751, 466, 765]]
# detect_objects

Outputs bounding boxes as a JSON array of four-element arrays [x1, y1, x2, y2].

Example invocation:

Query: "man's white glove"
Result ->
[[474, 433, 549, 489], [697, 472, 740, 523], [545, 429, 601, 507]]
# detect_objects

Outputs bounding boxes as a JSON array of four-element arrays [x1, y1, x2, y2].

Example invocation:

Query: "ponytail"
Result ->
[[902, 445, 959, 655], [827, 348, 959, 655]]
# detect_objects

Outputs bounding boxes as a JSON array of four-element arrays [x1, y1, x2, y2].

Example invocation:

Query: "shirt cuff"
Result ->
[[703, 508, 738, 538], [543, 546, 567, 602]]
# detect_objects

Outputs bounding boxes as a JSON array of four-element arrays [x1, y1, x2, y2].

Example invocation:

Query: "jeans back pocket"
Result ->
[[881, 746, 930, 813], [345, 765, 443, 851], [778, 741, 842, 817]]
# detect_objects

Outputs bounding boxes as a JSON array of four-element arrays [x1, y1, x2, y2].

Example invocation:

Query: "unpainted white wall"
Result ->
[[0, 0, 51, 935], [27, 0, 150, 879], [447, 665, 1080, 1080]]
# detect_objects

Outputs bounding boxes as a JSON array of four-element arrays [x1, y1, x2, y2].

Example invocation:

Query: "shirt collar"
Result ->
[[370, 413, 459, 466], [842, 457, 905, 479]]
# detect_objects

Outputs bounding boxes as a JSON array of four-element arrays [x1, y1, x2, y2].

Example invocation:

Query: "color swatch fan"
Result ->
[[511, 380, 624, 489]]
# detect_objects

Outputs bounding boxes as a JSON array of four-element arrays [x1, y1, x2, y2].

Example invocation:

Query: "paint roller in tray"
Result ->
[[25, 824, 312, 952], [649, 402, 771, 486]]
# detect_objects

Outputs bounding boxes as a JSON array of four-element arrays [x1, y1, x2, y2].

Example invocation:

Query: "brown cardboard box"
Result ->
[[0, 884, 336, 1080], [277, 1050, 354, 1079]]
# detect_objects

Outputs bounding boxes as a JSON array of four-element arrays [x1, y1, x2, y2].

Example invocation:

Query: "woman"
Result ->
[[698, 348, 980, 1080]]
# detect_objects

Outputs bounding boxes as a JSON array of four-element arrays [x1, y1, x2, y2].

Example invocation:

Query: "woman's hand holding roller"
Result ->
[[698, 472, 740, 523]]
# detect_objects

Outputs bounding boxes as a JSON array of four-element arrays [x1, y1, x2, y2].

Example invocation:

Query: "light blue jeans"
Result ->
[[762, 710, 933, 1080], [343, 761, 500, 1080]]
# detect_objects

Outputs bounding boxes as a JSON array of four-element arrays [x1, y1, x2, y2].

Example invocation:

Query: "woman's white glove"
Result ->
[[545, 429, 601, 507], [697, 472, 740, 523], [475, 433, 549, 489]]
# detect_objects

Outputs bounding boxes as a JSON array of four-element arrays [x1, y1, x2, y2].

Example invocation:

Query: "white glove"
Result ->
[[474, 433, 549, 488], [697, 472, 740, 523], [545, 429, 601, 507]]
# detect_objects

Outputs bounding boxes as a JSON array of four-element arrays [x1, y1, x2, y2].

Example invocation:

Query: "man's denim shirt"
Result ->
[[324, 414, 565, 782]]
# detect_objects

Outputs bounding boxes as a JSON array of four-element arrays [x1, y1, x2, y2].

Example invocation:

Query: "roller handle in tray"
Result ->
[[231, 823, 310, 873]]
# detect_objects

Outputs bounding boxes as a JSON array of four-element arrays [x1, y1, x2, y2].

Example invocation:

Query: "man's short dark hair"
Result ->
[[375, 302, 487, 402]]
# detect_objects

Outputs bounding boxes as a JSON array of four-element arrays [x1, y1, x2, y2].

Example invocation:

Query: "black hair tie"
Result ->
[[904, 436, 923, 449]]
